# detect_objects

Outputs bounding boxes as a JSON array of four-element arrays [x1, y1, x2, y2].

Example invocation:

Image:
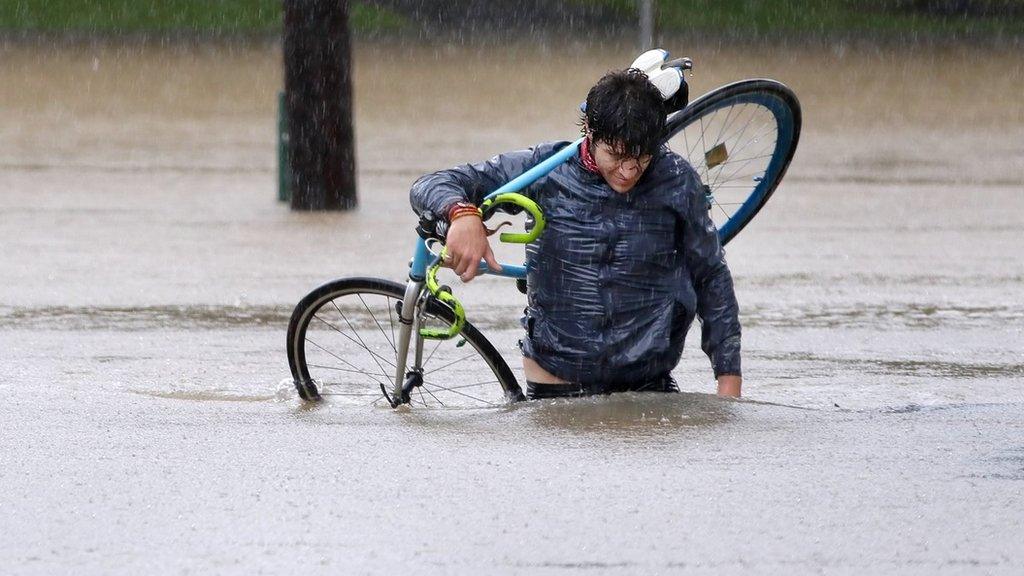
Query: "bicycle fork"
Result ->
[[387, 278, 426, 406]]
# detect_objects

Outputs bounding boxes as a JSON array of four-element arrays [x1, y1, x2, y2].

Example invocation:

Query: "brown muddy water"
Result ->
[[1, 42, 1023, 574]]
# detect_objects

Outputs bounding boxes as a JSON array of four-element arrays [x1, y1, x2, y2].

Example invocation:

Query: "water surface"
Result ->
[[1, 42, 1022, 574]]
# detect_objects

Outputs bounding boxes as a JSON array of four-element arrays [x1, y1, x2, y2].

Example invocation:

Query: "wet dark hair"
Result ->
[[581, 68, 666, 158]]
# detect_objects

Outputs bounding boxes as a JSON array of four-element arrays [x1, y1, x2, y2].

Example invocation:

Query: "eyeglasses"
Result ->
[[593, 141, 652, 171], [608, 153, 652, 171]]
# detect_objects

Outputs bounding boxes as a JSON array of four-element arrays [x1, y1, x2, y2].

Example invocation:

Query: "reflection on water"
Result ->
[[522, 392, 733, 436], [293, 389, 738, 440]]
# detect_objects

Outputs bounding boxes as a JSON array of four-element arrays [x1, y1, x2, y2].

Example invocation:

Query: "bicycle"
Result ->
[[285, 56, 801, 407]]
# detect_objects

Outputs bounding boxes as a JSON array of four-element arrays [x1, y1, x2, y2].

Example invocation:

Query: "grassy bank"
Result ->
[[0, 0, 406, 35], [2, 0, 1021, 42], [587, 0, 1024, 41]]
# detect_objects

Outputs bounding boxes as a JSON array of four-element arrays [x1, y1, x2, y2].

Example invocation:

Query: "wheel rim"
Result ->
[[666, 85, 798, 244], [296, 286, 513, 408]]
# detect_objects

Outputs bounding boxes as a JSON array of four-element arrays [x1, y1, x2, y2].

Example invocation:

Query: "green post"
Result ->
[[277, 91, 291, 202]]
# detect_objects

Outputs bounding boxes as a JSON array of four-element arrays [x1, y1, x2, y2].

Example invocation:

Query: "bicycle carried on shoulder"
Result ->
[[285, 59, 801, 408]]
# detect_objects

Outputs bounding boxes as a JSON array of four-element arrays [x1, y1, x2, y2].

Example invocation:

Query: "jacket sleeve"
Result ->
[[409, 142, 562, 220], [678, 169, 742, 378]]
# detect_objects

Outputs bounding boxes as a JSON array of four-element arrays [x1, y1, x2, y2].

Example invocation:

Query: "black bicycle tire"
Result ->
[[286, 276, 523, 404], [663, 79, 802, 245]]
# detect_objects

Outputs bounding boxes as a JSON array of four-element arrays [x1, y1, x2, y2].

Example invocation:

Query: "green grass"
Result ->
[[2, 0, 1019, 40], [0, 0, 407, 35], [585, 0, 1024, 40]]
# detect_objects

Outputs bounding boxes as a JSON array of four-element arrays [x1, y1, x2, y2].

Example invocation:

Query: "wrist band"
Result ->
[[450, 210, 482, 223], [447, 201, 482, 222]]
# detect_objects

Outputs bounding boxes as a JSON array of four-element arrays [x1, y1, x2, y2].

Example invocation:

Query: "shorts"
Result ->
[[526, 373, 679, 400]]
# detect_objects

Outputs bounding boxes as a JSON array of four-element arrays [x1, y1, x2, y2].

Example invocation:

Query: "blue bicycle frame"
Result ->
[[407, 137, 584, 282], [387, 137, 584, 403]]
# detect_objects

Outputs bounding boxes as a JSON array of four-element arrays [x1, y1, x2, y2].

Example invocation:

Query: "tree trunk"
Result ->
[[283, 0, 357, 211]]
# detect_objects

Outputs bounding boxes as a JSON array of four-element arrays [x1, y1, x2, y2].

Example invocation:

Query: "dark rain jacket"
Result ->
[[409, 141, 741, 387]]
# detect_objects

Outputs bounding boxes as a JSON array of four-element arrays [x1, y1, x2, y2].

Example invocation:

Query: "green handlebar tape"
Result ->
[[480, 193, 547, 244], [421, 247, 466, 340], [420, 195, 546, 339]]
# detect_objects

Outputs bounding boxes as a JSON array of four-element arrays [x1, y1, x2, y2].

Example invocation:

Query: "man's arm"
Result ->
[[716, 374, 742, 397], [678, 169, 743, 397], [409, 143, 562, 222], [409, 143, 562, 281]]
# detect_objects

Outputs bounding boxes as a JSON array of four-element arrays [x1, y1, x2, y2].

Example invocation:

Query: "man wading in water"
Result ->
[[410, 68, 742, 399]]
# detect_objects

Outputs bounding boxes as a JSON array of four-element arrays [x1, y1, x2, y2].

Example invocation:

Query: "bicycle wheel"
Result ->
[[663, 79, 801, 245], [286, 277, 523, 407]]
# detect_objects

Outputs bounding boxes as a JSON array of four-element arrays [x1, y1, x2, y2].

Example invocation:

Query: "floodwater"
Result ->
[[1, 41, 1023, 574]]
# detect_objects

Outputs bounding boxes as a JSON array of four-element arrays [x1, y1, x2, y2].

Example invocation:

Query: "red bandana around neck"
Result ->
[[580, 136, 600, 174]]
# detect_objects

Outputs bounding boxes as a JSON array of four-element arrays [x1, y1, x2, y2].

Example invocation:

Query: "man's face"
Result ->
[[591, 138, 652, 194]]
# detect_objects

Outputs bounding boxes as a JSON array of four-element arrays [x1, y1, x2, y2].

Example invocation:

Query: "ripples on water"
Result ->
[[4, 299, 1023, 330], [2, 43, 1023, 572]]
